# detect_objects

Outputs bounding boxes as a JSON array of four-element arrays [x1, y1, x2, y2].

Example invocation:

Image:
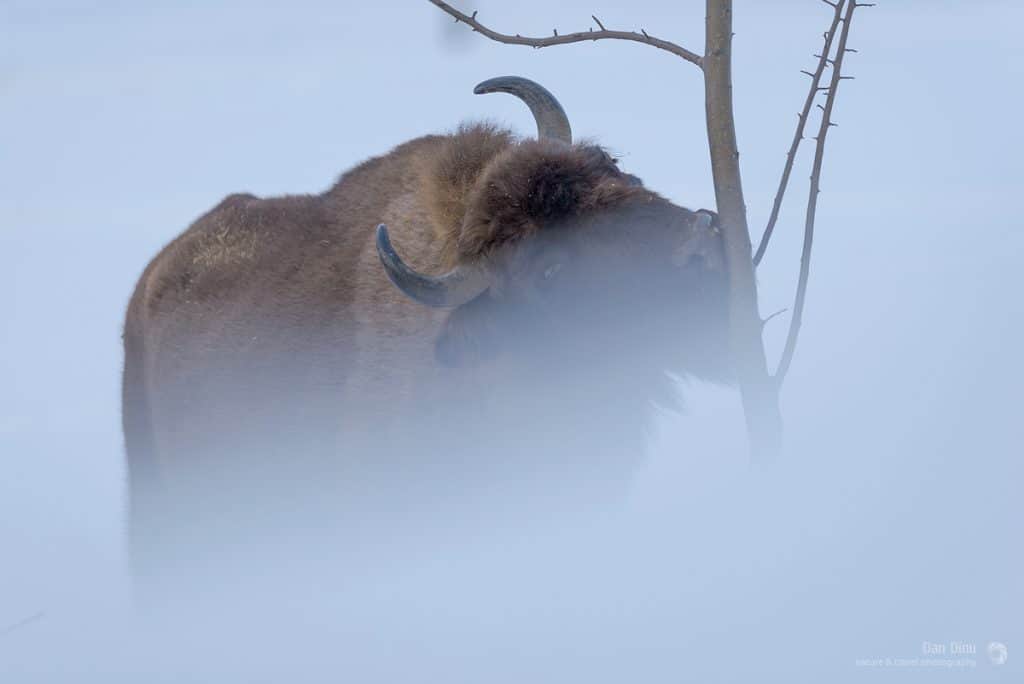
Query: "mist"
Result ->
[[2, 1, 1021, 682]]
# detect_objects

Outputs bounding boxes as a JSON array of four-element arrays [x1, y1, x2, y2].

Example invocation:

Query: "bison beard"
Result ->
[[122, 78, 730, 586]]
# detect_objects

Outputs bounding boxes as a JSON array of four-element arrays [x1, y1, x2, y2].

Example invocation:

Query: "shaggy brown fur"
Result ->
[[421, 124, 652, 266], [123, 122, 728, 578], [420, 123, 515, 266]]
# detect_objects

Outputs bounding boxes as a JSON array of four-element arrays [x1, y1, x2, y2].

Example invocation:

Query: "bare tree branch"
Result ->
[[704, 0, 782, 462], [753, 0, 846, 266], [1, 611, 44, 638], [427, 0, 703, 67], [775, 0, 861, 384], [762, 308, 789, 328]]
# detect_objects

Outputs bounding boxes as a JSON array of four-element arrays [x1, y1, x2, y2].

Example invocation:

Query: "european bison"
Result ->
[[123, 77, 730, 577]]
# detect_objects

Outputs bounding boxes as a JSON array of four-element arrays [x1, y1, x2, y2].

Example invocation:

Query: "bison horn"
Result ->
[[473, 76, 572, 145], [376, 225, 489, 308]]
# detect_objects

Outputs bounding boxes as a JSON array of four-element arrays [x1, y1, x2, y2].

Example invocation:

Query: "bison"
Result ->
[[123, 76, 730, 579]]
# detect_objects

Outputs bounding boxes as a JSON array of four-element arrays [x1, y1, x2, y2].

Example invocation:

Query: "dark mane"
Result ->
[[421, 124, 655, 266]]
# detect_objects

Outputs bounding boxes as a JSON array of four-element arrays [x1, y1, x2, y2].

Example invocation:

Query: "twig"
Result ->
[[753, 0, 846, 266], [761, 308, 788, 328], [427, 0, 703, 67], [1, 611, 44, 638], [775, 0, 863, 384]]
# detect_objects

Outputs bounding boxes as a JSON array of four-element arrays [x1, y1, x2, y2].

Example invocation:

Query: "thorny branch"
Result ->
[[427, 0, 703, 67], [775, 0, 868, 384], [753, 0, 846, 266]]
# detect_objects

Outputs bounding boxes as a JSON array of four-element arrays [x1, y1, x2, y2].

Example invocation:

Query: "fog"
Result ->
[[2, 1, 1021, 681]]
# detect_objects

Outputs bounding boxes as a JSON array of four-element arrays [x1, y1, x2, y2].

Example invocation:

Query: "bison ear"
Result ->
[[695, 208, 719, 227], [434, 295, 499, 368], [671, 209, 724, 270]]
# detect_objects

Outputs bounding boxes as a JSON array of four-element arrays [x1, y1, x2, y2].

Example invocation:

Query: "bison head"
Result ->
[[377, 77, 729, 382]]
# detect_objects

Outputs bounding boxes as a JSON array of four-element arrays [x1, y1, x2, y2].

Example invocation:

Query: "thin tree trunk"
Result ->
[[703, 0, 782, 462]]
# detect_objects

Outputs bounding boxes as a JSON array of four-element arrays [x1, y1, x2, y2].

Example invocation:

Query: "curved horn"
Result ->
[[376, 225, 489, 308], [473, 76, 572, 144]]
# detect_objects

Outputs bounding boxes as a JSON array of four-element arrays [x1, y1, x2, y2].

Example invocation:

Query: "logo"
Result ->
[[987, 642, 1008, 666]]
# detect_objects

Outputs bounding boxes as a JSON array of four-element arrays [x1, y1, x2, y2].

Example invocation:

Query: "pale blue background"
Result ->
[[1, 1, 1021, 681]]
